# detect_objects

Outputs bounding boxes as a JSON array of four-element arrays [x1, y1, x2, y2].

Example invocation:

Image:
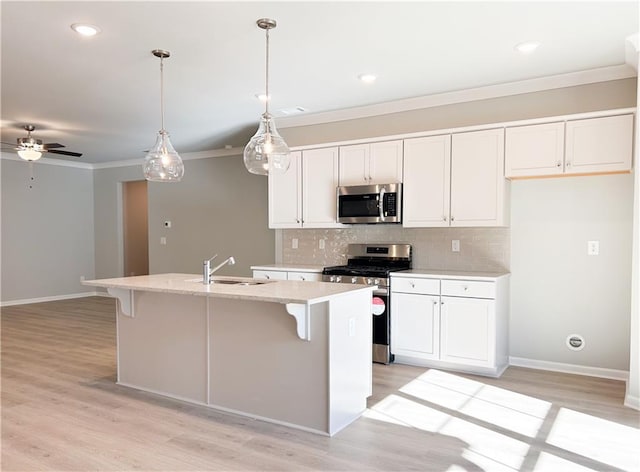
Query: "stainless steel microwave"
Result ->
[[337, 183, 402, 224]]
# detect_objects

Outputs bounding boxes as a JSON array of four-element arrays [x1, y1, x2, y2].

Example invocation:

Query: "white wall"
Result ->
[[510, 175, 634, 371], [0, 158, 96, 303]]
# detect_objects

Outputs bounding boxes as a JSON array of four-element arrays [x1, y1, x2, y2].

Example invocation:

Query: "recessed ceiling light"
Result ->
[[71, 23, 101, 37], [515, 41, 541, 54], [358, 74, 377, 84]]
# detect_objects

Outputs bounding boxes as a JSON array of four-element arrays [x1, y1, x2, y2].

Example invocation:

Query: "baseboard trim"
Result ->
[[509, 356, 629, 381], [0, 291, 106, 307], [624, 394, 640, 411]]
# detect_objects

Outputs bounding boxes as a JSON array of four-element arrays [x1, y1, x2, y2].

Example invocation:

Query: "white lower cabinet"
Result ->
[[252, 268, 321, 282], [391, 273, 509, 377]]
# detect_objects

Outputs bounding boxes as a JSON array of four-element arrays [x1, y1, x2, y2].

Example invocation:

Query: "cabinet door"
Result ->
[[440, 296, 495, 367], [301, 147, 342, 228], [369, 140, 403, 184], [450, 128, 507, 227], [391, 293, 440, 359], [268, 151, 301, 228], [565, 114, 633, 174], [339, 144, 369, 185], [403, 135, 451, 227], [287, 271, 322, 282], [505, 122, 565, 177], [252, 270, 288, 281]]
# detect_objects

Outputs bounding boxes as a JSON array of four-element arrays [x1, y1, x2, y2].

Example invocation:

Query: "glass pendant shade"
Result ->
[[143, 130, 184, 181], [17, 149, 42, 161], [243, 113, 290, 175]]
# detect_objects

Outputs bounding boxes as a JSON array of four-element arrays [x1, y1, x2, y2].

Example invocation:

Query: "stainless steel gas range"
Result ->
[[322, 243, 412, 364]]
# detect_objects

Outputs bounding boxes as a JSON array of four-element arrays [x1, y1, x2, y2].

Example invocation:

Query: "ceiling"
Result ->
[[1, 1, 638, 165]]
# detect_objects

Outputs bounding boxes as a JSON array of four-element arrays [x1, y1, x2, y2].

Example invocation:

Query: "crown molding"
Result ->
[[277, 64, 637, 129]]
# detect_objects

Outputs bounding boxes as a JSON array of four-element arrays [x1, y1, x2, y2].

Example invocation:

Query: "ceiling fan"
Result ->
[[1, 125, 82, 161]]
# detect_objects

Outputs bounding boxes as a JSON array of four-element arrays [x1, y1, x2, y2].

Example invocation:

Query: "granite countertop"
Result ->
[[392, 269, 510, 281], [250, 264, 325, 273], [83, 273, 374, 305]]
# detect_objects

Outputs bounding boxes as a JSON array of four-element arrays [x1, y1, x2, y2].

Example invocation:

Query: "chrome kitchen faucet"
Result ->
[[202, 255, 236, 284]]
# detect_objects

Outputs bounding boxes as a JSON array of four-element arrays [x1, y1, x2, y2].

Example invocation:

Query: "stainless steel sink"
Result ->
[[210, 279, 269, 286]]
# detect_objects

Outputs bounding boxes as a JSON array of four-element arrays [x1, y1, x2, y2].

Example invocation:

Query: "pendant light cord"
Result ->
[[159, 56, 165, 132], [265, 26, 270, 116]]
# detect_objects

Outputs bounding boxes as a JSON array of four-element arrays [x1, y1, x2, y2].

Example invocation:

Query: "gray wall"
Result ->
[[93, 156, 274, 279], [510, 175, 633, 370], [279, 77, 637, 372], [1, 159, 95, 302]]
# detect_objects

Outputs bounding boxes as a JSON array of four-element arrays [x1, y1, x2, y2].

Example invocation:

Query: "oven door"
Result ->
[[372, 289, 392, 364]]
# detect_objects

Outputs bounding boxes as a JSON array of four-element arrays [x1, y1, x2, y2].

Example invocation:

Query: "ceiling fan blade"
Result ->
[[0, 141, 17, 146], [42, 142, 65, 149], [46, 149, 83, 157]]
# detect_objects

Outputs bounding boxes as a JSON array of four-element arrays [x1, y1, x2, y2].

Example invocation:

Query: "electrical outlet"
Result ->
[[452, 240, 460, 252], [587, 240, 599, 256], [292, 238, 298, 249], [319, 239, 325, 250], [160, 236, 167, 245]]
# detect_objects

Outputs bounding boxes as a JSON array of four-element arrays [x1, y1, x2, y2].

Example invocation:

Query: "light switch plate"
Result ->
[[292, 238, 298, 249], [587, 240, 599, 256]]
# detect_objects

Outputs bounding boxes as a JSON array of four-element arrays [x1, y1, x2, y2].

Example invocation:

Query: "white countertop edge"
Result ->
[[82, 274, 375, 305], [391, 269, 510, 281], [250, 264, 325, 273]]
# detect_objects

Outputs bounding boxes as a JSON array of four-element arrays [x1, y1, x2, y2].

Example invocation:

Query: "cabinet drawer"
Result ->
[[252, 270, 288, 281], [391, 277, 440, 295], [287, 271, 322, 282], [441, 280, 495, 299]]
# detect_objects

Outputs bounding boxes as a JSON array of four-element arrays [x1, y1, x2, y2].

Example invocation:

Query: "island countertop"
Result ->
[[83, 273, 375, 305]]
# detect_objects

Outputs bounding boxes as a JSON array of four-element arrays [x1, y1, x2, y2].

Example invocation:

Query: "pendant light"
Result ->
[[244, 18, 290, 176], [143, 49, 184, 182]]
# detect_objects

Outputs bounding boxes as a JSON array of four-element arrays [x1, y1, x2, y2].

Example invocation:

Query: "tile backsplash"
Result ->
[[280, 226, 510, 272]]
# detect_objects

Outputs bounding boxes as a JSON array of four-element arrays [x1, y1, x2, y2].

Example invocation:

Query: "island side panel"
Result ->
[[208, 298, 329, 434], [117, 291, 208, 404], [328, 290, 373, 435]]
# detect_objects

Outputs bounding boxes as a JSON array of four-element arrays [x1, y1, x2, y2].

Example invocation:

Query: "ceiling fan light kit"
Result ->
[[143, 49, 184, 182], [243, 18, 290, 176]]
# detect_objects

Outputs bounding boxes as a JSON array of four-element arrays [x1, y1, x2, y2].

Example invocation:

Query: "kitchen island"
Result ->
[[83, 274, 375, 436]]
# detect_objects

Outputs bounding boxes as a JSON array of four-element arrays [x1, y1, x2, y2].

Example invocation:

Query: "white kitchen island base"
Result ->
[[86, 275, 374, 436]]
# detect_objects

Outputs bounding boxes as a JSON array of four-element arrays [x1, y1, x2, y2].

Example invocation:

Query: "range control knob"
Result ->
[[336, 276, 342, 283], [351, 277, 358, 284], [329, 275, 336, 282], [366, 278, 373, 285], [374, 278, 380, 285]]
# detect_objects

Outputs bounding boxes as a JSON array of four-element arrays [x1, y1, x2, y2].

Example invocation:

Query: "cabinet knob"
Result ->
[[556, 162, 562, 167], [265, 275, 270, 279], [463, 286, 468, 291], [441, 301, 445, 305], [410, 281, 415, 288], [301, 276, 306, 281], [451, 216, 455, 221], [443, 216, 447, 221], [433, 300, 438, 306], [566, 161, 571, 167]]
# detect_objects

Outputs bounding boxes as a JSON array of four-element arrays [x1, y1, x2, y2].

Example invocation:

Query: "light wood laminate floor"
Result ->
[[2, 297, 639, 471]]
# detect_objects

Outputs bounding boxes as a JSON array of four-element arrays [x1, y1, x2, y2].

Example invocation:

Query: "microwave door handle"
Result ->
[[379, 188, 385, 221]]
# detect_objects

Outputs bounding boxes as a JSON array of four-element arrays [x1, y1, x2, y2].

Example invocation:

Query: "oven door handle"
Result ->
[[379, 187, 386, 221], [373, 288, 389, 296]]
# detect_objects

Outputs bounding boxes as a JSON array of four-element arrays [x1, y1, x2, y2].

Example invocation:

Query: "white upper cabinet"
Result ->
[[403, 130, 508, 228], [268, 147, 342, 229], [268, 151, 301, 228], [505, 113, 633, 178], [505, 122, 565, 177], [403, 135, 452, 227], [450, 128, 508, 227], [565, 114, 633, 175], [301, 147, 341, 228], [339, 140, 403, 186]]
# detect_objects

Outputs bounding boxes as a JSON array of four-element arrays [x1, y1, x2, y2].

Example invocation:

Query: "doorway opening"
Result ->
[[122, 180, 149, 276]]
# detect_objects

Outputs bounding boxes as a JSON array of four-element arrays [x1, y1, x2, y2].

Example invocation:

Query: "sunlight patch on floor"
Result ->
[[546, 407, 640, 471], [532, 452, 600, 471], [365, 393, 530, 471], [400, 369, 551, 437]]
